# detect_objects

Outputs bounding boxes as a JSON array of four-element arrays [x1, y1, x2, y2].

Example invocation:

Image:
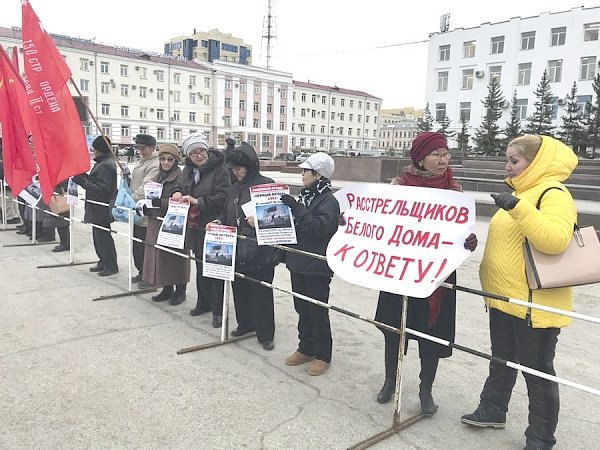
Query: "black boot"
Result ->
[[169, 284, 187, 305], [152, 286, 174, 302], [377, 337, 399, 404], [419, 357, 439, 416]]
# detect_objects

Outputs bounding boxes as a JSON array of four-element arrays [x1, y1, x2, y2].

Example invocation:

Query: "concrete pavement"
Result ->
[[1, 199, 600, 449]]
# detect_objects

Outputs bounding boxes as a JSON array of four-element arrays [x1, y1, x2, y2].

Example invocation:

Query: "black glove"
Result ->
[[71, 173, 88, 186], [151, 198, 161, 208], [280, 194, 298, 209], [491, 193, 519, 211], [338, 212, 347, 226], [464, 233, 477, 252]]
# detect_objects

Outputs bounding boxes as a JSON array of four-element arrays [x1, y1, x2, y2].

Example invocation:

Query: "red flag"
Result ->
[[0, 46, 36, 195], [21, 0, 90, 202], [11, 45, 19, 72]]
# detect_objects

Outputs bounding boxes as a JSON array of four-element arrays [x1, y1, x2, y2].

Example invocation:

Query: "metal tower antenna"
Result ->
[[261, 0, 277, 69]]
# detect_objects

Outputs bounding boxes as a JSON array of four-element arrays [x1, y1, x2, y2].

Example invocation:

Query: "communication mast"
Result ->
[[261, 0, 277, 69], [440, 13, 450, 33]]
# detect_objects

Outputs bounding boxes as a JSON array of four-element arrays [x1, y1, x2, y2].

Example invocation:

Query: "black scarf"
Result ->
[[157, 163, 177, 183], [299, 178, 332, 207]]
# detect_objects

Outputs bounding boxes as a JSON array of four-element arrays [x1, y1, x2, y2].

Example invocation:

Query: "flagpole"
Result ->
[[67, 78, 121, 166]]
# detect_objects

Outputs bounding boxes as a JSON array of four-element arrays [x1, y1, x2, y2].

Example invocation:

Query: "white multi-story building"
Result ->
[[291, 81, 381, 153], [425, 6, 600, 140]]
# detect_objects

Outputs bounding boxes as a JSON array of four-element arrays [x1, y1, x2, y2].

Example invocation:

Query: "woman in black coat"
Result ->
[[171, 133, 230, 327], [218, 144, 281, 351], [280, 152, 340, 377], [71, 136, 118, 276]]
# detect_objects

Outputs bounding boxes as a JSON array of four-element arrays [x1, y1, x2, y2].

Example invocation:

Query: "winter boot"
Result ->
[[152, 286, 174, 302], [169, 284, 187, 305], [376, 340, 399, 404], [419, 357, 439, 416]]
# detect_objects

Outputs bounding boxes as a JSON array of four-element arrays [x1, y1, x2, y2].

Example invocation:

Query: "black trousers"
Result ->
[[195, 261, 224, 316], [290, 273, 332, 363], [133, 225, 146, 273], [232, 267, 275, 342], [93, 226, 118, 272], [480, 308, 560, 448]]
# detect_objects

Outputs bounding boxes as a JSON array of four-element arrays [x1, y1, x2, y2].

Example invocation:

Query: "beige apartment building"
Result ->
[[165, 28, 252, 65], [290, 81, 381, 153], [378, 109, 421, 152]]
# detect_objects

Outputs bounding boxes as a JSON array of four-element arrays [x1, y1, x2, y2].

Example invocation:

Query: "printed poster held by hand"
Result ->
[[250, 183, 297, 246], [156, 200, 189, 250], [203, 223, 237, 281], [326, 183, 476, 298]]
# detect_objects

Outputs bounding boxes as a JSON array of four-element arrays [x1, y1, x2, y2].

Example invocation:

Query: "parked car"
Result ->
[[274, 153, 295, 161], [295, 153, 312, 163]]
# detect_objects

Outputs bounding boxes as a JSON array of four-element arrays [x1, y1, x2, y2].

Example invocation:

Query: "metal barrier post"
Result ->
[[128, 208, 134, 293]]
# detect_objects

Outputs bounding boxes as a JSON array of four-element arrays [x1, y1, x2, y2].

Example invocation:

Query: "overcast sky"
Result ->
[[2, 0, 588, 108]]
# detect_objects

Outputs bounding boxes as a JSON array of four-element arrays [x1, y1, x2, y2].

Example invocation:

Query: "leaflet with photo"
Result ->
[[144, 181, 163, 207], [203, 223, 237, 281], [156, 200, 189, 249], [66, 177, 80, 206], [250, 183, 297, 246], [19, 180, 42, 206]]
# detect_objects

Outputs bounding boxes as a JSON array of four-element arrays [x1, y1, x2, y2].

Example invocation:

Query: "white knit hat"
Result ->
[[298, 152, 335, 178], [182, 133, 209, 156]]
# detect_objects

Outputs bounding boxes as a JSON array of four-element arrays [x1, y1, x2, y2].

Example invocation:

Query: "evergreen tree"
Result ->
[[473, 77, 505, 155], [418, 103, 434, 132], [437, 113, 456, 140], [456, 118, 470, 153], [503, 90, 522, 147], [524, 70, 555, 136], [557, 82, 586, 155], [586, 74, 600, 156]]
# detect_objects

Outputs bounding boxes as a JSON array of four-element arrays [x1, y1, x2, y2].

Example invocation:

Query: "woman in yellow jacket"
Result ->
[[461, 135, 577, 450]]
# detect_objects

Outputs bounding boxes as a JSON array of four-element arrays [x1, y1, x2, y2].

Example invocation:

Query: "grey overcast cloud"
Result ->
[[2, 0, 585, 108]]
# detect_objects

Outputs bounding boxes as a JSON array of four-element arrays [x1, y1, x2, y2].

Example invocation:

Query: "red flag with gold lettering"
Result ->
[[21, 0, 89, 202], [0, 45, 36, 195]]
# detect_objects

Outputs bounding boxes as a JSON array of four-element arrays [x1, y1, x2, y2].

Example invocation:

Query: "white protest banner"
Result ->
[[66, 177, 79, 206], [203, 223, 237, 281], [250, 183, 297, 246], [326, 183, 476, 298], [144, 181, 163, 207], [156, 200, 189, 250]]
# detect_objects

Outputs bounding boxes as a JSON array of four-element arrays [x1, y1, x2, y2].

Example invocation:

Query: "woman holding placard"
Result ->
[[217, 143, 281, 351], [141, 143, 190, 306], [461, 135, 577, 450], [375, 132, 478, 414]]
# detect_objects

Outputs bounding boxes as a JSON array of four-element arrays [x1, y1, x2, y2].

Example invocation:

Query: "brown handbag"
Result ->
[[48, 194, 70, 215], [523, 187, 600, 289], [187, 204, 201, 228]]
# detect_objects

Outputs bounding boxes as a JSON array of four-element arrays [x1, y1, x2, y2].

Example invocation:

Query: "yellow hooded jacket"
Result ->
[[479, 136, 578, 328]]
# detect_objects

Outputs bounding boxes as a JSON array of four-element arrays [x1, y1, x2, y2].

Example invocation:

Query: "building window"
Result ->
[[157, 128, 165, 139], [80, 79, 89, 91], [550, 97, 559, 119], [267, 120, 272, 129], [121, 84, 129, 96], [224, 98, 231, 108], [121, 106, 129, 118], [189, 112, 196, 123], [253, 119, 259, 128], [253, 102, 260, 112], [101, 82, 109, 94], [204, 77, 211, 88], [256, 85, 262, 95], [439, 44, 450, 61], [349, 113, 353, 121], [584, 23, 599, 41], [139, 126, 148, 134], [276, 136, 284, 149], [140, 107, 147, 119], [100, 61, 109, 74], [204, 113, 210, 124], [580, 56, 597, 80], [101, 124, 111, 136], [312, 94, 317, 103], [548, 60, 563, 83], [321, 96, 327, 105], [550, 27, 566, 46], [489, 65, 502, 83], [157, 109, 164, 120], [267, 103, 273, 113], [521, 31, 535, 50], [341, 99, 346, 107], [463, 41, 476, 58], [515, 99, 528, 120], [156, 70, 164, 82], [435, 103, 446, 122], [490, 36, 504, 54], [101, 103, 110, 115], [121, 125, 130, 137], [204, 95, 210, 106], [299, 124, 306, 132], [157, 89, 164, 101], [331, 97, 336, 106], [320, 125, 325, 133], [225, 80, 232, 90], [189, 75, 196, 86], [437, 71, 448, 91], [172, 110, 180, 121], [120, 64, 128, 77], [311, 110, 316, 118], [140, 68, 147, 79], [139, 87, 147, 98], [240, 118, 246, 127], [330, 112, 335, 120], [280, 105, 286, 114], [173, 73, 180, 84], [576, 95, 593, 115], [280, 122, 286, 131], [172, 91, 181, 102], [223, 116, 231, 126], [80, 58, 90, 71], [240, 100, 246, 109], [517, 63, 532, 85], [174, 129, 181, 140], [189, 93, 196, 104], [460, 102, 471, 122], [462, 69, 474, 89], [340, 113, 345, 121]]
